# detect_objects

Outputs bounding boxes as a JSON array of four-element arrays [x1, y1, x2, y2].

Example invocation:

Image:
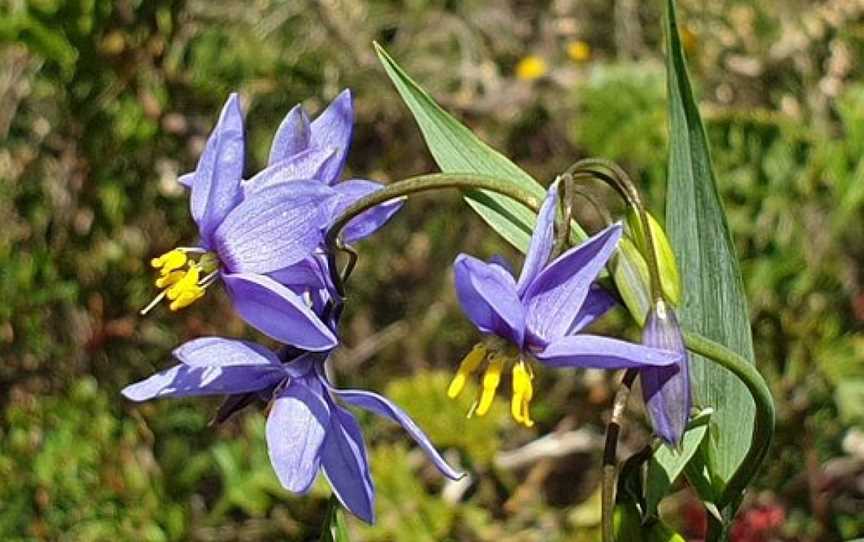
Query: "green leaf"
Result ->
[[663, 0, 757, 489], [375, 43, 578, 251], [645, 424, 708, 516], [320, 496, 350, 542]]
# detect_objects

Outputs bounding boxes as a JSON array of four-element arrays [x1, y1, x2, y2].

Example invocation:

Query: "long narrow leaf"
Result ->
[[663, 0, 756, 486], [376, 43, 567, 251]]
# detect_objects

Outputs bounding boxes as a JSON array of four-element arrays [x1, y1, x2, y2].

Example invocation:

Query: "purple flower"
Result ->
[[122, 337, 463, 523], [145, 92, 400, 350], [241, 89, 402, 246], [448, 185, 682, 426], [641, 300, 691, 445], [246, 91, 403, 314]]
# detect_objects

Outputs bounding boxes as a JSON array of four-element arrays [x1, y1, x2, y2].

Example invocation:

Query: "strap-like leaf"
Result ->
[[663, 0, 757, 487], [376, 43, 563, 252]]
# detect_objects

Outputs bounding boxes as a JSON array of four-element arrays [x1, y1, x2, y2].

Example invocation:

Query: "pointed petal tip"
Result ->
[[120, 384, 150, 402], [223, 92, 244, 118], [331, 387, 464, 481], [656, 425, 686, 449], [448, 469, 468, 482]]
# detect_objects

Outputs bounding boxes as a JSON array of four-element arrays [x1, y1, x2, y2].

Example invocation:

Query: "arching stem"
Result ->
[[325, 173, 541, 298], [682, 331, 775, 511]]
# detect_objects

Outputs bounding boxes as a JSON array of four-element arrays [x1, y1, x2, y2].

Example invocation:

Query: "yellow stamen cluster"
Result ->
[[142, 249, 218, 314], [447, 343, 536, 427]]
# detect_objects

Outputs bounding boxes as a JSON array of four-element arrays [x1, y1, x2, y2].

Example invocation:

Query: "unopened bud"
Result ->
[[641, 300, 691, 446], [626, 209, 682, 306], [612, 236, 652, 326]]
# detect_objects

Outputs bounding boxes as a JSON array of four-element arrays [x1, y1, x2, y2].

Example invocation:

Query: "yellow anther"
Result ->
[[447, 344, 487, 399], [154, 270, 185, 289], [510, 361, 535, 427], [151, 249, 187, 273], [475, 355, 505, 416], [169, 287, 205, 311], [142, 249, 218, 314], [166, 265, 200, 301]]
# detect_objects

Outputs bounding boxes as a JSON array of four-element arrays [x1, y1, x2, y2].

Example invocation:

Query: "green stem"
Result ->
[[325, 173, 541, 296], [682, 331, 775, 512], [601, 368, 638, 542], [566, 159, 664, 303], [320, 495, 349, 542]]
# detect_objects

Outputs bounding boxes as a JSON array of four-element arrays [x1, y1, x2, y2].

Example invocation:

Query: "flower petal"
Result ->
[[524, 224, 622, 345], [121, 363, 283, 401], [310, 89, 353, 184], [267, 378, 331, 493], [122, 336, 288, 401], [641, 305, 691, 445], [332, 179, 403, 243], [222, 272, 337, 351], [213, 180, 336, 274], [488, 255, 514, 276], [268, 256, 328, 291], [178, 172, 194, 189], [268, 104, 311, 165], [535, 334, 682, 369], [454, 254, 525, 347], [567, 284, 618, 334], [173, 336, 282, 367], [320, 402, 376, 523], [516, 183, 557, 295], [330, 386, 464, 480], [190, 93, 245, 246], [244, 147, 338, 197]]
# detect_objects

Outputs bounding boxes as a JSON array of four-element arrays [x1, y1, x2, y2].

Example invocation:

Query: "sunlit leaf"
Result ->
[[375, 43, 576, 251], [645, 424, 708, 516], [663, 0, 757, 491]]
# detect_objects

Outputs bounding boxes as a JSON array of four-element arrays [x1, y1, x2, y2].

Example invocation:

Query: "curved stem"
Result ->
[[325, 173, 541, 297], [567, 159, 664, 303], [553, 176, 574, 257], [602, 368, 638, 542], [682, 330, 775, 510]]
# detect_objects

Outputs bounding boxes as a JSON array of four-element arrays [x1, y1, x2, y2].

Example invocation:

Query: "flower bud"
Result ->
[[641, 300, 691, 446], [626, 209, 682, 306], [612, 235, 652, 326]]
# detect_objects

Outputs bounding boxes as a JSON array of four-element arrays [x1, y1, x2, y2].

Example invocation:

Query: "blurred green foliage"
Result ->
[[2, 0, 864, 540]]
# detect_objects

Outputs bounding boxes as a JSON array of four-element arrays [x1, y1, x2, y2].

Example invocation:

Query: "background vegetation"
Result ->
[[2, 0, 863, 540]]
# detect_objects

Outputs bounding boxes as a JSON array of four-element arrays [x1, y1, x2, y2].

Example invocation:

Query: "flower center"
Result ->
[[140, 248, 219, 314], [447, 341, 535, 428]]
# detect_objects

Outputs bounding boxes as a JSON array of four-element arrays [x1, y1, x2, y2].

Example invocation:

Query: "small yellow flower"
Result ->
[[516, 55, 548, 81], [566, 40, 591, 62], [681, 27, 698, 53]]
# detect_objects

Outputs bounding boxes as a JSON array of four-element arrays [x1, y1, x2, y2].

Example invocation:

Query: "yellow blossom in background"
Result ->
[[515, 55, 548, 80], [681, 26, 698, 53], [567, 40, 591, 62]]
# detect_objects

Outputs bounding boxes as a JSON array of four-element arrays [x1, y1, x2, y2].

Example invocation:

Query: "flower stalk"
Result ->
[[565, 158, 664, 303], [325, 173, 542, 296], [601, 368, 638, 542]]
